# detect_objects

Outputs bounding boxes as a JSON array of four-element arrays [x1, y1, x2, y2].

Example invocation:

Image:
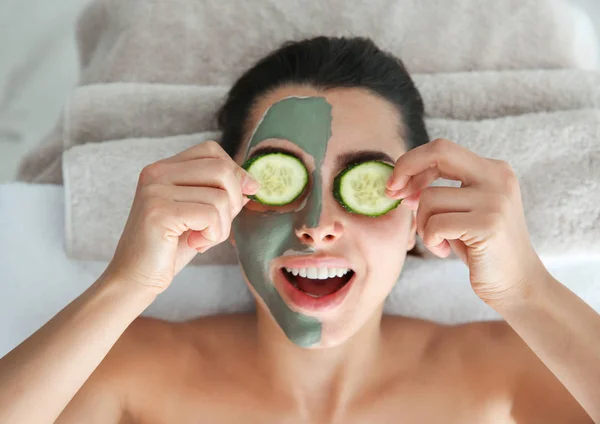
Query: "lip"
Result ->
[[277, 256, 353, 270], [273, 262, 356, 314]]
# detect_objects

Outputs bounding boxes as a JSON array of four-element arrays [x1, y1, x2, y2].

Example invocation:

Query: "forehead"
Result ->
[[239, 85, 406, 162]]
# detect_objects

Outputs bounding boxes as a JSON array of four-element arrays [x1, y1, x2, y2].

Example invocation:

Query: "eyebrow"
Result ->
[[247, 146, 395, 169], [336, 150, 395, 169], [247, 146, 299, 160]]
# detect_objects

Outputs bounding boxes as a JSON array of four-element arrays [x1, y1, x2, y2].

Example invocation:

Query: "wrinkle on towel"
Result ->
[[16, 0, 599, 184]]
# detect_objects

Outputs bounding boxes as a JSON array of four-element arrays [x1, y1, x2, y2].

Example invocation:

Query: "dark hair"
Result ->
[[217, 36, 429, 158]]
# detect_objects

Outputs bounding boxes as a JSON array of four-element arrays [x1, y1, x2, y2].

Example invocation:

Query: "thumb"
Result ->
[[449, 239, 468, 264], [241, 170, 260, 195], [174, 230, 199, 275]]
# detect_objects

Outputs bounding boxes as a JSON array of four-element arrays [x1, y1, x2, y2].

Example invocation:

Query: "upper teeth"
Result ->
[[284, 267, 351, 279]]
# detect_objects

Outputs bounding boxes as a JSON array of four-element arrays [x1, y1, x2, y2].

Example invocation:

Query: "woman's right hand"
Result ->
[[104, 141, 259, 294]]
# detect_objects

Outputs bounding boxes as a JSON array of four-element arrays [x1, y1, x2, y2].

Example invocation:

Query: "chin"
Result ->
[[300, 314, 367, 349], [302, 334, 353, 349]]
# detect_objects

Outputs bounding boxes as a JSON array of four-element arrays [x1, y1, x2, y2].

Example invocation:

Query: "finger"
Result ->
[[175, 158, 258, 197], [169, 185, 236, 226], [174, 230, 199, 274], [174, 186, 233, 244], [427, 239, 452, 258], [386, 167, 439, 200], [145, 146, 260, 198], [400, 191, 422, 211], [143, 184, 233, 244], [160, 140, 229, 163], [188, 230, 217, 250], [169, 143, 261, 195], [161, 202, 222, 247], [159, 159, 249, 214], [416, 187, 484, 238], [448, 239, 468, 263], [387, 138, 489, 192], [422, 212, 483, 250]]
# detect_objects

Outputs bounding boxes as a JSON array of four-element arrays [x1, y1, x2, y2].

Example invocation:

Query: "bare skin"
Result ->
[[0, 86, 597, 423], [55, 311, 591, 424]]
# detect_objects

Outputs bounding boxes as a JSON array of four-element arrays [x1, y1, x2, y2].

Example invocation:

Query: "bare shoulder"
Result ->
[[57, 317, 185, 423], [80, 314, 257, 421], [111, 312, 255, 356], [453, 319, 523, 354], [445, 320, 533, 380], [111, 312, 257, 374], [451, 320, 591, 422], [380, 316, 519, 363], [89, 317, 193, 389]]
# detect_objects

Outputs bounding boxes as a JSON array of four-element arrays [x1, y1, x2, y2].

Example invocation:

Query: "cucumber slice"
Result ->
[[242, 153, 308, 206], [334, 161, 401, 217]]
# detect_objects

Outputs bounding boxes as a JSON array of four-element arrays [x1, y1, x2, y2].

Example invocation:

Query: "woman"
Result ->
[[0, 37, 597, 423]]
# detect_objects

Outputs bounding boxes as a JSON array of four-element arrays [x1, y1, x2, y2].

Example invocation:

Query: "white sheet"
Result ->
[[2, 182, 599, 357]]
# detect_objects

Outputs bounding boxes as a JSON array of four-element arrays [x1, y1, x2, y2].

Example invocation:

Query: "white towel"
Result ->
[[63, 108, 600, 265], [16, 0, 599, 183], [4, 182, 600, 356], [18, 69, 600, 184], [74, 0, 597, 87]]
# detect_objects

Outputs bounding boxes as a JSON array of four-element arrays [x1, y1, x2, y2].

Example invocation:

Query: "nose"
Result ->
[[294, 169, 344, 247], [295, 217, 344, 246]]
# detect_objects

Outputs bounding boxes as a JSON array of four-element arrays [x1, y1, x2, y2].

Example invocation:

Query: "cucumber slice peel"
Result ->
[[242, 153, 308, 206], [334, 161, 401, 217]]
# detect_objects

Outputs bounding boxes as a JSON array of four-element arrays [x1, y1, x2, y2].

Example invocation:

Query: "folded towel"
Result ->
[[15, 0, 599, 183], [75, 0, 597, 87], [63, 109, 600, 265], [427, 110, 600, 257], [19, 69, 600, 184], [62, 132, 239, 266], [4, 183, 600, 357]]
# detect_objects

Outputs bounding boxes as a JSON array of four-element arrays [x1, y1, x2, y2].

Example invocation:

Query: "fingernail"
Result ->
[[203, 227, 217, 242], [242, 173, 260, 192], [390, 184, 406, 192], [386, 179, 402, 191], [386, 188, 404, 198]]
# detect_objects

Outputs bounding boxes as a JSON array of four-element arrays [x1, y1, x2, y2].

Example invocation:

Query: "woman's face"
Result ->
[[232, 85, 416, 348]]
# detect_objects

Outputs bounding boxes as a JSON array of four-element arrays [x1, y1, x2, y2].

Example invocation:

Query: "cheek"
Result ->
[[353, 210, 411, 275], [357, 209, 411, 245]]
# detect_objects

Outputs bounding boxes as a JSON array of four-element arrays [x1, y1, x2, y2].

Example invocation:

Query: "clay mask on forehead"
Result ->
[[232, 97, 332, 347]]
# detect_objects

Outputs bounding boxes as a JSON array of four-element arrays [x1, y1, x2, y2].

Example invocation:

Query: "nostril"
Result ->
[[324, 234, 335, 242], [301, 233, 313, 243]]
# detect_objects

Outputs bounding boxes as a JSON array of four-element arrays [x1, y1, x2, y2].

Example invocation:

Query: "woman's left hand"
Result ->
[[386, 138, 548, 306]]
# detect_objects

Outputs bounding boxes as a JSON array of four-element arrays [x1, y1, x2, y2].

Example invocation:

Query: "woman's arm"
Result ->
[[0, 275, 155, 424], [386, 138, 598, 422], [0, 141, 258, 423], [492, 273, 600, 422]]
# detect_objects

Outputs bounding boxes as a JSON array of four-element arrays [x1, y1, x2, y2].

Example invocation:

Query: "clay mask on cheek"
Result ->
[[232, 97, 332, 347]]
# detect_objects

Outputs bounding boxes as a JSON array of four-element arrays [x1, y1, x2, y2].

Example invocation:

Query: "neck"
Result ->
[[253, 304, 385, 417]]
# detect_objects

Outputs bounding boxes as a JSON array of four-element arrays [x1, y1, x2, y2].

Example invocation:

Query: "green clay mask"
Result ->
[[232, 97, 332, 347]]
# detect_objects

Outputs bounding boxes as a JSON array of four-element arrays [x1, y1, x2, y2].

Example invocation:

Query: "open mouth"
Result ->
[[282, 267, 355, 298]]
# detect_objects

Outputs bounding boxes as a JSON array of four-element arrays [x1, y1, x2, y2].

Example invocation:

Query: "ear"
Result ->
[[406, 210, 417, 251]]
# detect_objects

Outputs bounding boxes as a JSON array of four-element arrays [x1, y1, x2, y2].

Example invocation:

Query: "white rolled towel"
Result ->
[[19, 69, 600, 184], [63, 109, 600, 265]]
